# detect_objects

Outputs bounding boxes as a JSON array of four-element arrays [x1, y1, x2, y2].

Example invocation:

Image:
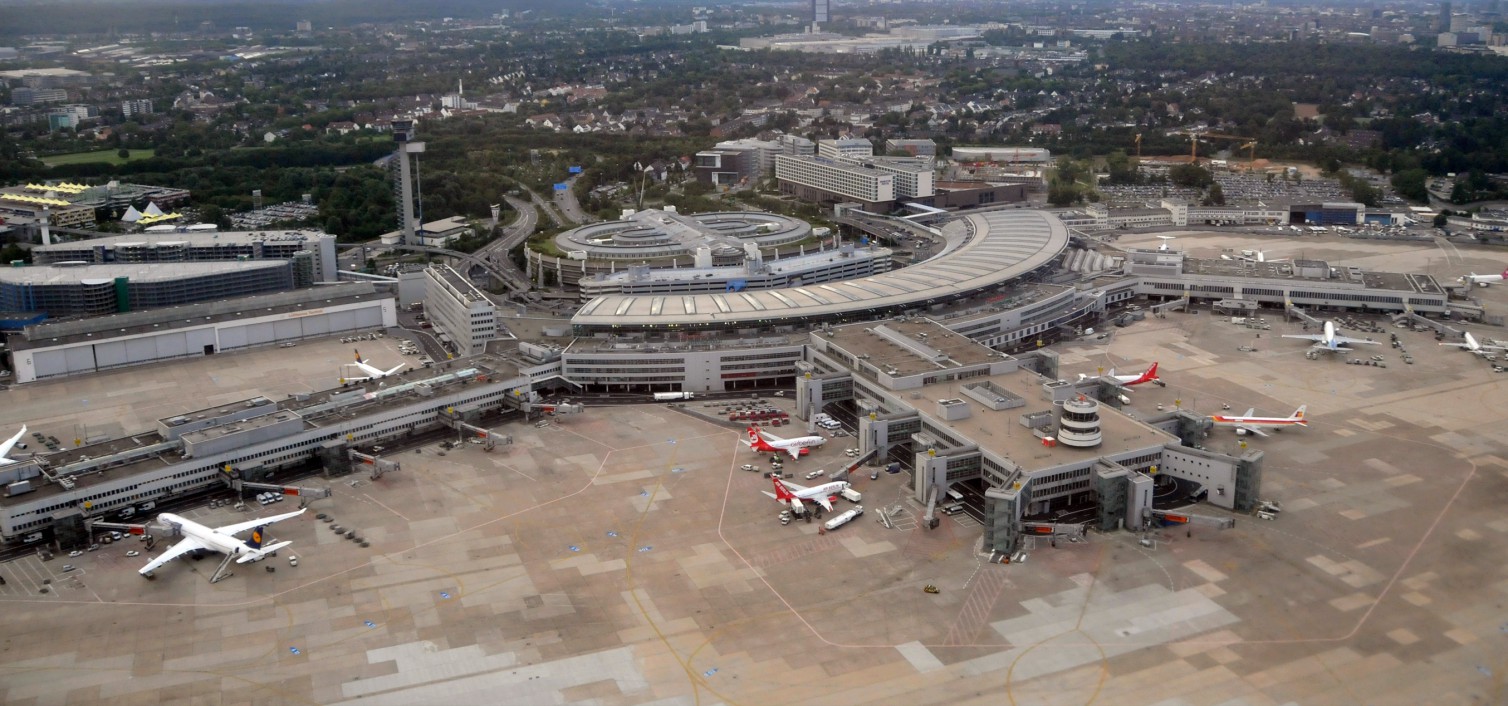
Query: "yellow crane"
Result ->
[[1134, 132, 1142, 160], [1187, 132, 1255, 167]]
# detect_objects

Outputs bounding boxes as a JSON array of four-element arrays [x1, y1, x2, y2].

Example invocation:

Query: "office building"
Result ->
[[817, 138, 874, 161], [121, 99, 154, 118], [424, 265, 498, 356], [10, 87, 67, 106]]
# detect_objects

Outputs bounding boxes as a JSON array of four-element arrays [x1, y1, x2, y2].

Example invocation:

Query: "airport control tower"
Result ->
[[391, 119, 425, 246]]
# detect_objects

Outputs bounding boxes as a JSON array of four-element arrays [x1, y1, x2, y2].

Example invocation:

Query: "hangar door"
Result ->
[[93, 340, 131, 368], [326, 310, 358, 332], [31, 350, 72, 378], [219, 325, 248, 350]]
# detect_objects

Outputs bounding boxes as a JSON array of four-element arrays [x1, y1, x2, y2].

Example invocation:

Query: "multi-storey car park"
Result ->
[[31, 229, 340, 283], [527, 208, 815, 289], [0, 261, 298, 318]]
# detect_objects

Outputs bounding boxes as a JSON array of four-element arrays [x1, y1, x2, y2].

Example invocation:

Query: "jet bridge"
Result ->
[[1146, 508, 1235, 532], [348, 450, 402, 480]]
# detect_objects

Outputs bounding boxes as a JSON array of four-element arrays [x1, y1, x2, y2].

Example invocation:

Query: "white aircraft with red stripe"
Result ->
[[744, 426, 825, 459], [0, 425, 27, 465], [1080, 362, 1162, 388], [1210, 405, 1307, 436], [1461, 267, 1508, 287], [761, 475, 848, 513]]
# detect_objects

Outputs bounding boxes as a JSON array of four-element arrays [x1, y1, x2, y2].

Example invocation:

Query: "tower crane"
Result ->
[[1133, 133, 1142, 160], [1187, 132, 1256, 167]]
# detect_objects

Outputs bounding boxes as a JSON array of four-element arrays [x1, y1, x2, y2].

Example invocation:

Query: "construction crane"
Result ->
[[1187, 132, 1255, 167], [1133, 133, 1142, 160]]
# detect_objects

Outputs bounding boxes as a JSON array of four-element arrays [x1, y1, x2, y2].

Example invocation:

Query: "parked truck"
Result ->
[[653, 392, 694, 401], [823, 505, 863, 531], [840, 487, 862, 503]]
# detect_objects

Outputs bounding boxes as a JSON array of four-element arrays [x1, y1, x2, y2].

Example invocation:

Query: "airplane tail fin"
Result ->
[[1293, 405, 1307, 423], [1136, 362, 1159, 383], [354, 349, 364, 363], [771, 476, 795, 501], [244, 526, 269, 550], [236, 540, 292, 564]]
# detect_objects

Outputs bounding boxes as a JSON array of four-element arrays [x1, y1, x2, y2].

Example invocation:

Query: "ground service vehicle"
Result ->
[[823, 506, 863, 531], [840, 488, 862, 503], [654, 392, 694, 401]]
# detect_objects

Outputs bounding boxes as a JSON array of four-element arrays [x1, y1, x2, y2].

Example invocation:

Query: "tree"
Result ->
[[1168, 164, 1213, 189], [1450, 182, 1469, 204], [1390, 169, 1429, 202], [1204, 182, 1226, 206], [1433, 212, 1449, 227], [117, 148, 130, 160]]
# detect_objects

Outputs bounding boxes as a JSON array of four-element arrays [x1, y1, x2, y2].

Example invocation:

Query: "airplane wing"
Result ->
[[139, 537, 209, 575], [814, 496, 834, 512], [1439, 342, 1472, 349], [1281, 334, 1326, 343], [0, 425, 25, 463], [1237, 424, 1271, 437], [785, 447, 801, 460], [355, 361, 386, 377], [779, 480, 810, 493], [214, 508, 307, 537], [1331, 335, 1379, 347], [340, 374, 375, 384]]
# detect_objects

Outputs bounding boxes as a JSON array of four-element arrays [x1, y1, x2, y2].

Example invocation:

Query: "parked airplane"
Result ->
[[1079, 362, 1163, 388], [1210, 406, 1308, 436], [1239, 249, 1289, 263], [1155, 235, 1176, 251], [762, 475, 849, 513], [744, 426, 825, 459], [139, 508, 306, 580], [1282, 321, 1381, 353], [0, 426, 27, 465], [340, 349, 405, 384], [1440, 331, 1507, 356], [1460, 267, 1508, 287]]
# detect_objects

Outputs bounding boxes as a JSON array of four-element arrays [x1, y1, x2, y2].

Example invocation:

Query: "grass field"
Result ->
[[40, 149, 156, 167]]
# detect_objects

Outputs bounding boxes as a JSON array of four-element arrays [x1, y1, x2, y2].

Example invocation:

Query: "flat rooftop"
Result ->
[[1181, 256, 1431, 292], [0, 260, 286, 287], [34, 229, 328, 251], [917, 369, 1177, 470], [830, 318, 1002, 377], [588, 245, 891, 285]]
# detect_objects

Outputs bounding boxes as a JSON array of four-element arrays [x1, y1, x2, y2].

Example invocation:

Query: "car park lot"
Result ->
[[5, 267, 1508, 702]]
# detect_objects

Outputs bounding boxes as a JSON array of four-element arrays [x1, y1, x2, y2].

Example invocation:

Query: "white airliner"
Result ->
[[0, 425, 27, 465], [1283, 321, 1381, 353], [1210, 406, 1308, 436], [1440, 331, 1507, 356], [1080, 362, 1162, 388], [138, 508, 306, 579], [744, 426, 826, 460], [762, 475, 849, 513], [1460, 267, 1508, 287], [340, 349, 405, 384], [1155, 235, 1176, 251]]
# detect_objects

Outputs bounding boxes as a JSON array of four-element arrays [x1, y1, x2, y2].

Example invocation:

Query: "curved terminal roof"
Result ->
[[571, 209, 1068, 331]]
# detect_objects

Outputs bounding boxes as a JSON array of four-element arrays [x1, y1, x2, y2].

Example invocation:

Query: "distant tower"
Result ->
[[1439, 1, 1452, 30], [810, 0, 828, 32], [392, 119, 426, 246]]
